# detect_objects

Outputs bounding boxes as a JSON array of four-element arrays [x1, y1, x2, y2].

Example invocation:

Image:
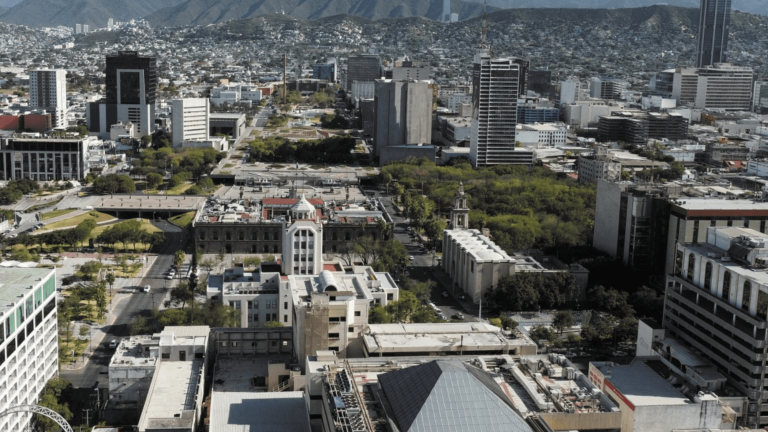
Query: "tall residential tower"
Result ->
[[696, 0, 732, 67], [29, 69, 67, 128]]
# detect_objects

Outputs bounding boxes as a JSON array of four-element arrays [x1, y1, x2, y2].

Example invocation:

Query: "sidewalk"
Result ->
[[430, 266, 480, 316], [42, 208, 89, 225]]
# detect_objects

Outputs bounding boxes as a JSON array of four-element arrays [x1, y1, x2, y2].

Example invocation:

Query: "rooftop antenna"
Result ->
[[480, 0, 487, 50]]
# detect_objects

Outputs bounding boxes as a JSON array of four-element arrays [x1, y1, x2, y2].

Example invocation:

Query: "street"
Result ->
[[60, 220, 187, 389], [377, 191, 479, 323]]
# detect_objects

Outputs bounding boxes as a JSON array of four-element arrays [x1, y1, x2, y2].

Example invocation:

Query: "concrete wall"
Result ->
[[539, 411, 622, 431], [379, 145, 435, 166], [373, 80, 432, 156]]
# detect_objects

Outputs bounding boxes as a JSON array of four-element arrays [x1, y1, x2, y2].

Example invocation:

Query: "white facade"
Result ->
[[577, 155, 621, 184], [516, 123, 567, 149], [172, 98, 210, 148], [207, 267, 287, 328], [754, 81, 768, 113], [747, 159, 768, 177], [282, 196, 324, 276], [694, 64, 754, 111], [351, 81, 375, 100], [559, 78, 582, 105], [29, 69, 67, 128], [110, 121, 135, 141], [562, 100, 614, 129], [445, 93, 472, 112], [442, 229, 515, 303], [0, 268, 58, 432]]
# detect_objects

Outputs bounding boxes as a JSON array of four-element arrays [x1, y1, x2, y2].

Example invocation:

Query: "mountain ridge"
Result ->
[[0, 0, 185, 28]]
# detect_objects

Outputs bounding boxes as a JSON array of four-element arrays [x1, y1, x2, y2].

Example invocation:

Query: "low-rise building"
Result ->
[[0, 136, 91, 180], [209, 113, 245, 140], [516, 122, 567, 148], [362, 322, 537, 357], [206, 265, 285, 328]]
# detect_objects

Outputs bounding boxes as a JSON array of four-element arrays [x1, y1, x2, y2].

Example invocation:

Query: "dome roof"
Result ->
[[291, 194, 315, 213]]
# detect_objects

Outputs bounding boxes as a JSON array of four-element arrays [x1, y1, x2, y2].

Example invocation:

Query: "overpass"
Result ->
[[55, 194, 207, 218]]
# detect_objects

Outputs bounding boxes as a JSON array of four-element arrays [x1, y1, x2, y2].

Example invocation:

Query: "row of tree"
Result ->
[[248, 135, 357, 164], [0, 178, 39, 204]]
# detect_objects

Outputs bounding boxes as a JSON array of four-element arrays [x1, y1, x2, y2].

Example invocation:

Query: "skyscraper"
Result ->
[[345, 54, 380, 91], [75, 23, 81, 34], [86, 51, 157, 138], [172, 98, 210, 148], [29, 69, 67, 128], [373, 79, 433, 158], [469, 52, 522, 167], [443, 0, 451, 22], [696, 0, 732, 68]]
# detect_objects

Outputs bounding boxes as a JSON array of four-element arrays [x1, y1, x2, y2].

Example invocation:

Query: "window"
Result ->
[[220, 342, 227, 347], [273, 232, 279, 240], [226, 231, 232, 241], [333, 232, 338, 241], [273, 245, 278, 253], [212, 230, 219, 241], [328, 333, 340, 339], [239, 231, 245, 241], [387, 294, 393, 301], [470, 261, 474, 273], [284, 302, 288, 310], [742, 281, 752, 311], [349, 327, 354, 333], [345, 232, 350, 241], [264, 231, 269, 240], [231, 342, 238, 347], [253, 314, 259, 323], [704, 262, 712, 290], [722, 271, 731, 301], [252, 230, 258, 240], [283, 315, 287, 323], [687, 253, 695, 281], [354, 311, 361, 317], [199, 231, 206, 241], [247, 301, 253, 309]]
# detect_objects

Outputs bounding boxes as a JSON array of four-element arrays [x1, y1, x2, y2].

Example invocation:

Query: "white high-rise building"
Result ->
[[281, 195, 324, 276], [443, 0, 451, 22], [0, 268, 58, 432], [108, 18, 113, 29], [82, 24, 89, 33], [670, 64, 754, 111], [172, 98, 210, 148], [75, 23, 81, 34], [29, 69, 67, 128], [560, 78, 581, 105], [469, 51, 523, 167]]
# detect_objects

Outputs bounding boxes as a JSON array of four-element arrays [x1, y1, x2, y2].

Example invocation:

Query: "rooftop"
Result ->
[[139, 360, 203, 430], [210, 112, 245, 119], [444, 229, 513, 262], [209, 391, 311, 432], [0, 267, 54, 318], [595, 359, 709, 407], [109, 336, 157, 367], [363, 323, 534, 354]]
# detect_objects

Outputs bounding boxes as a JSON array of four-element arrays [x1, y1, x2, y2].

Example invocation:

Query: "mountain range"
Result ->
[[0, 0, 764, 29]]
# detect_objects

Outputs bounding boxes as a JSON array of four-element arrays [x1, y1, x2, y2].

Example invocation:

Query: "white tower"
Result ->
[[281, 195, 324, 275], [450, 182, 470, 229], [443, 0, 451, 22]]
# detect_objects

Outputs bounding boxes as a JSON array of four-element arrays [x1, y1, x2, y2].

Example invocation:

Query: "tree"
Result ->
[[264, 320, 283, 328], [423, 217, 447, 249], [369, 304, 392, 324], [130, 316, 151, 335], [553, 310, 574, 334], [35, 377, 73, 432], [10, 244, 31, 262], [589, 285, 635, 318], [105, 272, 116, 296], [174, 250, 186, 277], [500, 316, 518, 331], [146, 172, 164, 189], [93, 174, 136, 194], [529, 325, 557, 342], [200, 258, 216, 275], [171, 282, 194, 309]]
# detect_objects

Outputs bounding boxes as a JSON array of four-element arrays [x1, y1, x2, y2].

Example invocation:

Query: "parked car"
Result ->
[[612, 350, 628, 357], [579, 352, 591, 358], [442, 291, 449, 298], [108, 340, 118, 349], [165, 273, 174, 280], [453, 313, 465, 320], [565, 352, 577, 359], [438, 314, 447, 320], [408, 256, 415, 261], [143, 285, 151, 293]]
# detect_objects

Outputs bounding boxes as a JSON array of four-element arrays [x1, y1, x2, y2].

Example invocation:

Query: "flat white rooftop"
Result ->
[[139, 360, 203, 430], [363, 323, 532, 353], [444, 229, 513, 262], [210, 391, 311, 432], [596, 360, 704, 407]]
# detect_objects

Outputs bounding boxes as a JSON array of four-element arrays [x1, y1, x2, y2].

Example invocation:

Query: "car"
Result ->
[[165, 273, 174, 280], [404, 271, 410, 276], [442, 291, 449, 298], [565, 352, 577, 359], [8, 233, 17, 238], [579, 352, 591, 358], [108, 340, 118, 349], [612, 351, 628, 357], [438, 314, 447, 320], [453, 313, 465, 320], [143, 285, 151, 293], [408, 256, 415, 261]]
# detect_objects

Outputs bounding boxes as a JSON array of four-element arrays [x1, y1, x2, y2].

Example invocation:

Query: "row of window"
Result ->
[[198, 229, 378, 242]]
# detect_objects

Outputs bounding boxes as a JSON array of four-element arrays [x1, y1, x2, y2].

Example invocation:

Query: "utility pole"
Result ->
[[283, 53, 287, 106]]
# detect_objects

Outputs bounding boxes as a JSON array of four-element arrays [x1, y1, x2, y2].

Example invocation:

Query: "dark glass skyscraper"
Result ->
[[696, 0, 732, 68], [105, 51, 157, 105]]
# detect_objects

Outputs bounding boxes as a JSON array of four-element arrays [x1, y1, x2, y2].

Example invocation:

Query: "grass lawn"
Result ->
[[41, 208, 77, 220], [169, 211, 195, 228], [41, 211, 114, 231], [223, 163, 235, 168], [144, 182, 194, 196]]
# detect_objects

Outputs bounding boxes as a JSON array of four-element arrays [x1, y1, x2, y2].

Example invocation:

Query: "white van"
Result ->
[[143, 285, 151, 293]]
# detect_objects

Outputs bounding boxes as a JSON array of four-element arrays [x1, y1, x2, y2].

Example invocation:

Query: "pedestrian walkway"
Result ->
[[41, 208, 89, 224]]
